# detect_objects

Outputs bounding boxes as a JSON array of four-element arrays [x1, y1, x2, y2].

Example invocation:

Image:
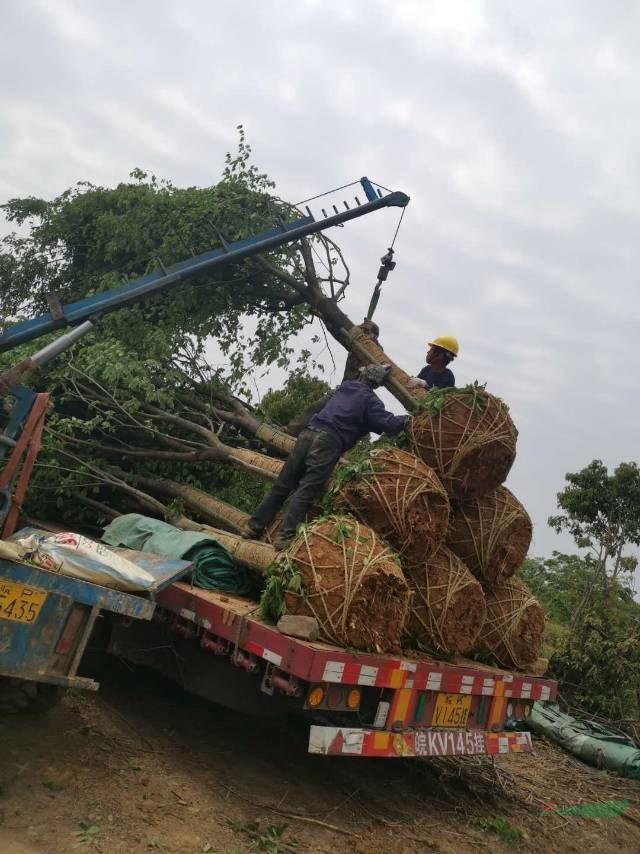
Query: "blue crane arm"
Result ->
[[0, 179, 409, 354]]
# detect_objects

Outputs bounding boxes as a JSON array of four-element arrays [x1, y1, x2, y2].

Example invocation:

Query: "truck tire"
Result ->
[[0, 677, 64, 714]]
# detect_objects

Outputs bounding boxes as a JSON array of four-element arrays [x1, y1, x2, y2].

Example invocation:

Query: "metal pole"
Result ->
[[0, 320, 95, 394], [31, 321, 95, 366]]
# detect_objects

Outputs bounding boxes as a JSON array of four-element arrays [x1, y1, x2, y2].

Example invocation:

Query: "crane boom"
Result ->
[[0, 179, 408, 354]]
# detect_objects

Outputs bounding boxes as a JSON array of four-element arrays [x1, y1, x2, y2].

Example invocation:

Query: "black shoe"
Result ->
[[273, 534, 293, 551], [241, 523, 264, 540]]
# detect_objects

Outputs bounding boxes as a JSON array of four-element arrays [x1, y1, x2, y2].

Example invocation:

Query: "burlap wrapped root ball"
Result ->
[[476, 577, 545, 669], [409, 385, 517, 499], [446, 486, 532, 587], [260, 516, 410, 653], [404, 545, 486, 655], [331, 446, 450, 564]]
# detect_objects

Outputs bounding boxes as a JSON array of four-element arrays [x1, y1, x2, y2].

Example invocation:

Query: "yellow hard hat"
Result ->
[[428, 335, 459, 357]]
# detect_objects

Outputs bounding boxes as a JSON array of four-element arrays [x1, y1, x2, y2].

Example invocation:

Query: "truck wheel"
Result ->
[[0, 677, 65, 714]]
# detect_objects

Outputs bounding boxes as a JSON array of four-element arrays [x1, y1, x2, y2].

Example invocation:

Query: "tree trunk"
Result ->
[[135, 477, 250, 533], [268, 249, 426, 412], [183, 525, 275, 571], [227, 447, 282, 479], [252, 423, 295, 455], [337, 325, 426, 411], [308, 293, 425, 411]]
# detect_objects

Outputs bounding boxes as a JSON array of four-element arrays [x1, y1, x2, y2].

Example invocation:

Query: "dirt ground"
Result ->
[[0, 662, 639, 854]]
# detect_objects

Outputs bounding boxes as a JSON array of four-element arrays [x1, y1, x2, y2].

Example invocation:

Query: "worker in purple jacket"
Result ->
[[243, 364, 408, 549]]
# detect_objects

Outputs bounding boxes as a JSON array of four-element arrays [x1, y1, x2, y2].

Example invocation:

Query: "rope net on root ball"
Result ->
[[403, 545, 487, 656], [329, 445, 450, 565], [409, 384, 517, 500], [446, 486, 532, 587], [476, 577, 545, 669], [260, 515, 410, 654]]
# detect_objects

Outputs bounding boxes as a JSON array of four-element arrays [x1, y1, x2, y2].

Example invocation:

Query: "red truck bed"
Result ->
[[155, 582, 557, 759]]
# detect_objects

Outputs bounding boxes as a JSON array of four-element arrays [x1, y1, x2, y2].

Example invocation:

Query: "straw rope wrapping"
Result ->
[[275, 516, 409, 652], [409, 388, 517, 499], [477, 577, 545, 669], [404, 545, 486, 655], [344, 328, 427, 410], [333, 447, 450, 564], [203, 527, 276, 572], [255, 423, 295, 454], [447, 486, 532, 588], [229, 447, 283, 477]]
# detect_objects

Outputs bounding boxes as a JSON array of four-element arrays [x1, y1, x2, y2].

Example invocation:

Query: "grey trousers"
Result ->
[[249, 428, 343, 538]]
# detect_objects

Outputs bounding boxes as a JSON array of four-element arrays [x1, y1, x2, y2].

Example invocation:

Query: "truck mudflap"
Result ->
[[308, 726, 533, 758]]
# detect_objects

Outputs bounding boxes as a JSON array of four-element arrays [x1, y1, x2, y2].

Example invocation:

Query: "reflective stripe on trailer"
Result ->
[[308, 727, 533, 758], [319, 659, 553, 701], [244, 640, 282, 667]]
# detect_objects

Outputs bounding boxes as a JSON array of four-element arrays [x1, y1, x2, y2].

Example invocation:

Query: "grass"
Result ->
[[475, 815, 527, 845], [231, 820, 298, 853]]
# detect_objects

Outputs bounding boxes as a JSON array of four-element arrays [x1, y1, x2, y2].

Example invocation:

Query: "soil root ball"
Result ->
[[409, 386, 517, 499], [446, 486, 532, 587], [261, 516, 410, 653], [333, 446, 450, 564], [476, 577, 545, 669], [404, 545, 486, 655]]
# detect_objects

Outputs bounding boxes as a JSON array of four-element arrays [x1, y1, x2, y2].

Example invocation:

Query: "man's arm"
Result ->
[[364, 392, 408, 436]]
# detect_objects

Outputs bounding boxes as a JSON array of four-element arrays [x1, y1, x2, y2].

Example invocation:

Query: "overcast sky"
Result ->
[[2, 0, 639, 580]]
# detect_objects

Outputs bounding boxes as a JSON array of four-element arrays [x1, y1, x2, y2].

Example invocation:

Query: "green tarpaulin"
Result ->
[[102, 514, 254, 596], [528, 703, 640, 779]]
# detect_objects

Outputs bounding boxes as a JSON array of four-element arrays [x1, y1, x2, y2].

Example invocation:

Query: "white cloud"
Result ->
[[31, 0, 102, 48], [485, 277, 533, 309], [452, 142, 518, 206], [394, 0, 486, 46]]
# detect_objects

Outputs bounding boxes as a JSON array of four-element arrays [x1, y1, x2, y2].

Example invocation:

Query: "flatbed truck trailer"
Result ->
[[0, 176, 408, 707], [109, 581, 557, 759]]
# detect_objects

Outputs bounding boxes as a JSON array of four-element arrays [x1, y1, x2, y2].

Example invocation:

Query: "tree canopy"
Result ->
[[549, 459, 640, 579], [0, 128, 354, 390], [0, 130, 355, 527], [522, 460, 640, 727], [259, 368, 331, 430], [521, 552, 640, 722]]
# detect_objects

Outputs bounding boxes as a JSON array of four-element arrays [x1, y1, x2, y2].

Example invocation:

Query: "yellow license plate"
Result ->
[[0, 581, 47, 624], [431, 693, 472, 728]]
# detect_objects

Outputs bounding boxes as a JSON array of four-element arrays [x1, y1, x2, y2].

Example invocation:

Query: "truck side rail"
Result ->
[[157, 583, 557, 703]]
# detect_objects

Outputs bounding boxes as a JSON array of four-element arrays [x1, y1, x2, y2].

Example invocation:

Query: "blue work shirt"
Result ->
[[418, 365, 455, 389], [309, 380, 407, 452]]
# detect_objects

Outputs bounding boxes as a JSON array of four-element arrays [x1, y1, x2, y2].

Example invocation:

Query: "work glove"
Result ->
[[407, 376, 428, 389], [360, 363, 392, 386]]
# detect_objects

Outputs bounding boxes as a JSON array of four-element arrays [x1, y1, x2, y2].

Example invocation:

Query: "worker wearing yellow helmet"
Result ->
[[410, 335, 459, 390]]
